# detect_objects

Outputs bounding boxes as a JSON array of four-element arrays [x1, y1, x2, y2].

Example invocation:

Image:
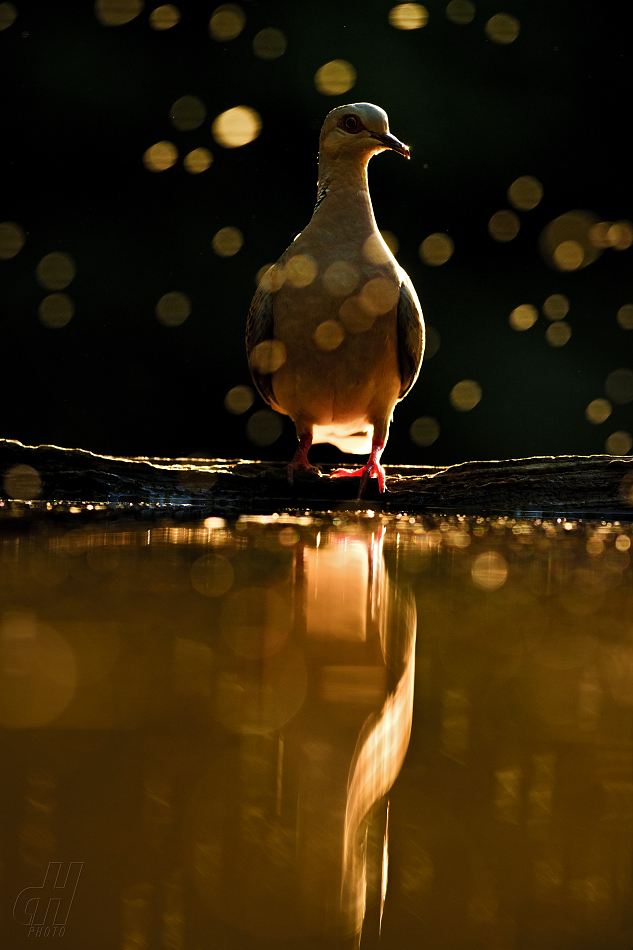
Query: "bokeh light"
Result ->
[[545, 321, 571, 347], [285, 254, 317, 287], [148, 5, 180, 30], [211, 106, 261, 148], [543, 294, 569, 321], [363, 233, 392, 265], [314, 60, 356, 96], [509, 304, 537, 331], [485, 13, 520, 44], [410, 416, 440, 446], [323, 260, 359, 296], [605, 368, 633, 404], [419, 233, 454, 265], [314, 320, 345, 351], [617, 304, 633, 330], [250, 340, 286, 374], [169, 95, 207, 131], [450, 379, 482, 411], [209, 4, 245, 41], [507, 176, 543, 211], [380, 230, 400, 256], [388, 4, 429, 30], [212, 226, 243, 257], [255, 263, 273, 286], [246, 409, 283, 446], [252, 27, 286, 59], [224, 385, 254, 414], [606, 431, 632, 455], [0, 2, 17, 30], [155, 291, 191, 326], [608, 221, 633, 251], [471, 551, 508, 590], [425, 326, 440, 357], [0, 221, 25, 259], [190, 554, 234, 597], [585, 398, 612, 424], [95, 0, 143, 27], [446, 1, 475, 25], [360, 277, 399, 316], [35, 252, 75, 291], [183, 147, 213, 174], [143, 140, 178, 171], [540, 211, 601, 271], [3, 464, 42, 500], [488, 209, 520, 242], [39, 293, 74, 329]]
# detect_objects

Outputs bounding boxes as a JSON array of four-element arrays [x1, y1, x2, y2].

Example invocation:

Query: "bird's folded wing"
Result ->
[[396, 273, 425, 399], [246, 283, 276, 405]]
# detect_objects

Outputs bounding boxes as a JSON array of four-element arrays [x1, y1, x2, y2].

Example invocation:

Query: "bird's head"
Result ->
[[319, 103, 410, 163]]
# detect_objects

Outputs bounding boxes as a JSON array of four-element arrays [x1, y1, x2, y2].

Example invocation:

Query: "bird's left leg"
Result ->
[[331, 436, 387, 497], [287, 426, 320, 485]]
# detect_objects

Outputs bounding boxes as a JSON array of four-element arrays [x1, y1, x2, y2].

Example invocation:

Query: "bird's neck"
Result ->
[[313, 155, 377, 231]]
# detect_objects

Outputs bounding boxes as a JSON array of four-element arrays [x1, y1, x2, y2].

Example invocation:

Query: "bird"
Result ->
[[246, 102, 424, 498]]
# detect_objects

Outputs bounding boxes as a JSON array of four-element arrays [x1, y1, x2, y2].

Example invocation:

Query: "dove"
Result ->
[[246, 102, 424, 497]]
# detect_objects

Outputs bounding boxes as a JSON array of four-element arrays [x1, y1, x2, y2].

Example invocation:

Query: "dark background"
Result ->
[[0, 0, 630, 466]]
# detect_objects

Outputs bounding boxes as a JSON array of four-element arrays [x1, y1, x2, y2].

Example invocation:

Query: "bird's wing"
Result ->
[[396, 271, 425, 399], [245, 281, 276, 406]]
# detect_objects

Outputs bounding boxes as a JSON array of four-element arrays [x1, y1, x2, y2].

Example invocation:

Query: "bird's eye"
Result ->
[[341, 114, 362, 133]]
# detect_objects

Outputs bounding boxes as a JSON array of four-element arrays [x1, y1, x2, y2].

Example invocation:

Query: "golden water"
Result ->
[[1, 507, 632, 949]]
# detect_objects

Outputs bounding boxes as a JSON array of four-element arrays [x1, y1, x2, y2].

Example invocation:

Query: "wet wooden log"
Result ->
[[1, 438, 632, 515]]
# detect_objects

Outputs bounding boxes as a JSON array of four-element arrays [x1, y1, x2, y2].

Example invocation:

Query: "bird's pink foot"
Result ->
[[331, 441, 386, 497], [287, 433, 319, 485]]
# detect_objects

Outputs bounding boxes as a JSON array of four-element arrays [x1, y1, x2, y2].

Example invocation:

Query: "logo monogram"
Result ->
[[13, 862, 83, 936]]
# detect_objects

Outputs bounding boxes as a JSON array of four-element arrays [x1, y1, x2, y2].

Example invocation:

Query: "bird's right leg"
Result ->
[[287, 426, 320, 484]]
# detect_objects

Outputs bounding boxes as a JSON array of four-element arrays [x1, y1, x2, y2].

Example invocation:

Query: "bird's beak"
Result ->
[[370, 131, 411, 159]]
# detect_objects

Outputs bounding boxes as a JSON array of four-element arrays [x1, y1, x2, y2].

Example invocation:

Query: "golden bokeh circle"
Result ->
[[246, 409, 283, 446], [253, 27, 287, 59], [410, 416, 440, 446], [605, 368, 633, 405], [212, 106, 262, 148], [419, 232, 454, 265], [250, 340, 286, 375], [285, 254, 317, 287], [450, 379, 482, 411], [169, 95, 207, 131], [472, 551, 508, 590], [224, 385, 254, 414], [585, 398, 612, 424], [3, 464, 42, 500], [543, 294, 569, 321], [209, 3, 245, 41], [190, 554, 234, 598], [143, 140, 178, 171], [36, 252, 75, 291], [488, 209, 520, 242], [446, 0, 475, 24], [313, 320, 345, 352], [617, 304, 633, 330], [606, 431, 633, 456], [183, 147, 213, 174], [212, 226, 244, 257], [323, 260, 358, 297], [539, 210, 601, 271], [553, 240, 584, 271], [155, 291, 191, 327], [388, 3, 429, 29], [314, 60, 357, 96], [0, 220, 25, 259], [545, 321, 571, 347], [507, 175, 543, 211], [485, 13, 520, 43], [509, 304, 537, 331], [0, 2, 17, 31], [39, 293, 75, 328], [94, 0, 143, 27], [149, 4, 180, 29]]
